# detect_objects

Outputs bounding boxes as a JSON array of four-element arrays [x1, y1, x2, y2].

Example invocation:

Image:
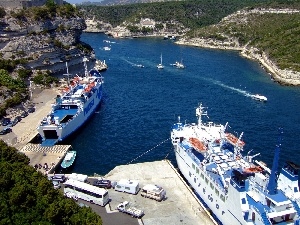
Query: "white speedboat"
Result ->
[[251, 94, 267, 102], [174, 60, 185, 69], [61, 151, 76, 169]]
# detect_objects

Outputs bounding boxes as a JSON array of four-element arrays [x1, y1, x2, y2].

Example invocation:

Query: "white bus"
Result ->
[[64, 179, 109, 206]]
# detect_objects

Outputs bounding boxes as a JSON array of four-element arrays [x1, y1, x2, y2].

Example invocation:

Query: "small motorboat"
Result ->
[[61, 151, 77, 169], [251, 94, 267, 102], [103, 46, 111, 51]]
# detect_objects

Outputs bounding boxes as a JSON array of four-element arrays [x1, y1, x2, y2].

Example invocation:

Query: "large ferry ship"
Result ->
[[171, 104, 300, 225], [37, 57, 104, 146]]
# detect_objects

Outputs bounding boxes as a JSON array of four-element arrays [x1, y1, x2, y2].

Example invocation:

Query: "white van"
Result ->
[[114, 179, 139, 194], [68, 173, 88, 183], [141, 184, 166, 201]]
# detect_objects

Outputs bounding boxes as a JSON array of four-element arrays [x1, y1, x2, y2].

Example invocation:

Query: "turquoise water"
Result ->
[[69, 33, 300, 177]]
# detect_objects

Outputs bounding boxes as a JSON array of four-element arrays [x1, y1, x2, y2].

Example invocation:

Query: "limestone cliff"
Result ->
[[0, 10, 97, 77]]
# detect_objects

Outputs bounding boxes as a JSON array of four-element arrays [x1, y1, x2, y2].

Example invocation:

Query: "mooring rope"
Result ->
[[127, 137, 171, 165]]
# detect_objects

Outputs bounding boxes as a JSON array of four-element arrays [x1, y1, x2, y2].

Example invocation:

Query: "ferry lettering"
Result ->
[[84, 99, 94, 115]]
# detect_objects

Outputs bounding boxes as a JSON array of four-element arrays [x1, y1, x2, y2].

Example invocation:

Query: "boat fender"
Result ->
[[216, 204, 219, 209]]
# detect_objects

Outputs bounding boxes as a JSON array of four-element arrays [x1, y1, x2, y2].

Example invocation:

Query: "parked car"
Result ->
[[11, 116, 21, 126], [27, 107, 35, 113], [11, 119, 18, 127], [51, 174, 67, 183], [15, 116, 22, 121], [21, 111, 28, 118], [1, 118, 11, 126], [0, 127, 12, 135], [93, 179, 112, 189], [52, 180, 61, 189]]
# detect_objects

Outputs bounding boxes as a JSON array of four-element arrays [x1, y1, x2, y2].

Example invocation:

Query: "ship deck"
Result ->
[[52, 108, 78, 122]]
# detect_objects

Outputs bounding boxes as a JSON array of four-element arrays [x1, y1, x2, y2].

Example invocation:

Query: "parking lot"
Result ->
[[60, 160, 216, 225]]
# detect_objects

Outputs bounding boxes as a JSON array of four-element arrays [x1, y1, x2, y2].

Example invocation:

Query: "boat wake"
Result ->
[[206, 78, 266, 101], [122, 58, 144, 68]]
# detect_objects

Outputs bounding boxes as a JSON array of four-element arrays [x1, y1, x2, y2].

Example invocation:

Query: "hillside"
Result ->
[[79, 0, 268, 28], [179, 5, 300, 85]]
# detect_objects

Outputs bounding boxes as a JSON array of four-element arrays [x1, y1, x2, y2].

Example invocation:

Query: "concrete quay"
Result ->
[[92, 160, 216, 225], [20, 143, 71, 174], [0, 88, 69, 174]]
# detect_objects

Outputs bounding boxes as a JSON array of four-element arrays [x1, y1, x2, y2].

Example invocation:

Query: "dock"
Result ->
[[20, 143, 71, 174], [0, 88, 70, 174], [92, 160, 217, 225]]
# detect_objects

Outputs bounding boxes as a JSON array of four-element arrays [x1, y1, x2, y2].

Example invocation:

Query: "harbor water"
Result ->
[[69, 33, 300, 178]]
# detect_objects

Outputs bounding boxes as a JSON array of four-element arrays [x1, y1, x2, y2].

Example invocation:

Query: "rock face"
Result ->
[[0, 14, 96, 76], [176, 8, 300, 86]]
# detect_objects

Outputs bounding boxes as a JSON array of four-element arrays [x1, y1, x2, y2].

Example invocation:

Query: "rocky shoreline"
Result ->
[[176, 38, 300, 86]]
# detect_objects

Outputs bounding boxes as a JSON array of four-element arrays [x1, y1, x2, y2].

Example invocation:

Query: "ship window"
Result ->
[[241, 198, 246, 204], [196, 168, 199, 174], [205, 177, 209, 184], [220, 194, 225, 202], [294, 187, 298, 192], [201, 173, 204, 179], [215, 189, 219, 196], [189, 171, 192, 177], [192, 164, 195, 170], [210, 182, 214, 189]]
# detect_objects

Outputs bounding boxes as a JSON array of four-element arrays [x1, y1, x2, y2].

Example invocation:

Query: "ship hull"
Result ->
[[174, 146, 239, 225], [37, 85, 102, 144]]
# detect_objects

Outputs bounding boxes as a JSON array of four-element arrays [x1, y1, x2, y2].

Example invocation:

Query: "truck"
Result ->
[[116, 201, 144, 218], [141, 184, 166, 201]]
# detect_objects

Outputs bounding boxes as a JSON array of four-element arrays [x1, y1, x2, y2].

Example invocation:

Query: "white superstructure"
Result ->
[[171, 104, 300, 225]]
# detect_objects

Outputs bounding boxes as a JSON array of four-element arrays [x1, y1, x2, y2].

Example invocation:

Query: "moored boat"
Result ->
[[61, 150, 76, 169], [37, 57, 104, 146], [171, 104, 300, 225], [95, 59, 108, 71]]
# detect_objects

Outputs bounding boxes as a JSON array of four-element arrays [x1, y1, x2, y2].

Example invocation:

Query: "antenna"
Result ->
[[63, 61, 71, 85], [266, 128, 283, 195], [83, 57, 89, 77]]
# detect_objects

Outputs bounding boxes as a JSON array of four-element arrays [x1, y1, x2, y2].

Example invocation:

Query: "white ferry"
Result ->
[[171, 104, 300, 225], [37, 57, 104, 146]]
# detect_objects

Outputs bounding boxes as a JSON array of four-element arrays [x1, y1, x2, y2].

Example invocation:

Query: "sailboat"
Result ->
[[157, 53, 164, 69]]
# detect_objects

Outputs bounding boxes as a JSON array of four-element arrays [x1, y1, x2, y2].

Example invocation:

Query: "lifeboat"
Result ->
[[243, 166, 263, 173], [189, 137, 207, 152], [63, 87, 70, 93], [225, 133, 245, 147], [85, 87, 91, 92]]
